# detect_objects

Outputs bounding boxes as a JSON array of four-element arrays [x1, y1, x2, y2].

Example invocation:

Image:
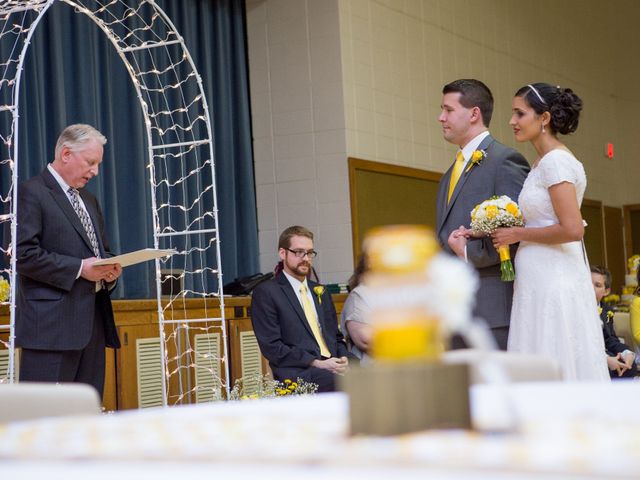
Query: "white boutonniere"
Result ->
[[313, 285, 325, 304], [465, 149, 486, 173]]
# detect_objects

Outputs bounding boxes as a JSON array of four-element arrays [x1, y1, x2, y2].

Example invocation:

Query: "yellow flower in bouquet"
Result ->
[[0, 277, 9, 302], [470, 195, 524, 281]]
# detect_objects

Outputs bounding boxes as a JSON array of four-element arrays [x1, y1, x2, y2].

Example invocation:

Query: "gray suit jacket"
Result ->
[[15, 168, 120, 351], [436, 134, 530, 328]]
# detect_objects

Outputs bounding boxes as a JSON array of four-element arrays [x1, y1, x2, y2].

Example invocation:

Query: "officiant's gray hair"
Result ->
[[55, 124, 107, 159]]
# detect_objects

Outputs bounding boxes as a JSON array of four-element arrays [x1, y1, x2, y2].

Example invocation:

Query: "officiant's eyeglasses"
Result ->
[[286, 248, 318, 259]]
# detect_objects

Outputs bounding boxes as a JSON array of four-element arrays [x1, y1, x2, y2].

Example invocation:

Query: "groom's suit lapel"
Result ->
[[438, 135, 496, 234]]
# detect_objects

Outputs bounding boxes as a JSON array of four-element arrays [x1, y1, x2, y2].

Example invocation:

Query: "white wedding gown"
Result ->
[[508, 149, 610, 381]]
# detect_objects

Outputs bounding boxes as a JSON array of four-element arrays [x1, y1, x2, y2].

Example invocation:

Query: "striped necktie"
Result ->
[[300, 284, 331, 358], [68, 187, 100, 257], [447, 151, 465, 203]]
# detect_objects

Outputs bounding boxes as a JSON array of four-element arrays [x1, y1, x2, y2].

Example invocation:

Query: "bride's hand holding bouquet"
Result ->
[[491, 226, 525, 249], [469, 195, 524, 281]]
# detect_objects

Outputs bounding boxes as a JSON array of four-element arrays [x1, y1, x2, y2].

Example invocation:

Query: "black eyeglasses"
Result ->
[[285, 248, 318, 259]]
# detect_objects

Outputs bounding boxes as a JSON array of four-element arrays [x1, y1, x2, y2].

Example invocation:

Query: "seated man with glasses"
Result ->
[[251, 225, 352, 392]]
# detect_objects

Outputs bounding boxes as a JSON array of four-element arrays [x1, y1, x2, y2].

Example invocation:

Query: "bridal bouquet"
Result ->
[[470, 195, 524, 281]]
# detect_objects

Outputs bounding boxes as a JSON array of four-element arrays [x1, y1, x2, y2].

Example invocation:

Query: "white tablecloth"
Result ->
[[1, 381, 639, 479]]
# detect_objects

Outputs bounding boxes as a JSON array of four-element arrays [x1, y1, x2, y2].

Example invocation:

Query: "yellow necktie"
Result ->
[[300, 284, 331, 358], [447, 151, 465, 203]]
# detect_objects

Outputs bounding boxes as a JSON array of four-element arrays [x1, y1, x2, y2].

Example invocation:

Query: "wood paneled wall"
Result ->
[[0, 294, 347, 411]]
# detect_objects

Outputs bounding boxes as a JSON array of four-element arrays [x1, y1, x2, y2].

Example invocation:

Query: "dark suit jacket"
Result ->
[[600, 304, 638, 378], [250, 271, 349, 380], [15, 168, 120, 351], [600, 305, 630, 356], [436, 134, 530, 329]]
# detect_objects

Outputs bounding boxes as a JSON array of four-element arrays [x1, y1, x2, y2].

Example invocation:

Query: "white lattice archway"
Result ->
[[0, 0, 228, 405]]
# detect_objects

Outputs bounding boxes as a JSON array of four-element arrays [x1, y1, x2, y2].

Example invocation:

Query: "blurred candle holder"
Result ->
[[340, 225, 472, 436]]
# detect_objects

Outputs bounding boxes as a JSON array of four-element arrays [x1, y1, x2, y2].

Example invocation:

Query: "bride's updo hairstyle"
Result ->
[[515, 83, 583, 135]]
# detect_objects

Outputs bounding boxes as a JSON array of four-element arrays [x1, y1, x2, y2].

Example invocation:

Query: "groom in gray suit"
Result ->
[[436, 79, 529, 349]]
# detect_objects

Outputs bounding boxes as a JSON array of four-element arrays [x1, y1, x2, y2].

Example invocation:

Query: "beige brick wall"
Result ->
[[247, 0, 640, 282], [246, 0, 352, 282], [339, 0, 640, 206]]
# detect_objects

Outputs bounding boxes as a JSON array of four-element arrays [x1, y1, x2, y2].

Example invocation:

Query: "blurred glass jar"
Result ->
[[363, 225, 443, 362]]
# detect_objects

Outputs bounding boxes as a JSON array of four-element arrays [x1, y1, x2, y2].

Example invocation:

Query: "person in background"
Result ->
[[251, 225, 353, 392], [630, 268, 640, 349], [340, 254, 373, 362], [591, 265, 637, 378]]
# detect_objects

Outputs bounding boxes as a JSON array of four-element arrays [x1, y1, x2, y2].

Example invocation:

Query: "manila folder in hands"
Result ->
[[93, 248, 176, 268]]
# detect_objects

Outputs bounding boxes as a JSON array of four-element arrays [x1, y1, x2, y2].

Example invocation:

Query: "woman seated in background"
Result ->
[[340, 255, 372, 362], [630, 268, 640, 351]]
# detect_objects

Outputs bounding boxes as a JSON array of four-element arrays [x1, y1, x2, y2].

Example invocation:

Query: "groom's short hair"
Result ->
[[443, 79, 494, 127]]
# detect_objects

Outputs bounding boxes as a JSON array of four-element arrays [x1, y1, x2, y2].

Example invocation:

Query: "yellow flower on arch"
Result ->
[[0, 277, 9, 303]]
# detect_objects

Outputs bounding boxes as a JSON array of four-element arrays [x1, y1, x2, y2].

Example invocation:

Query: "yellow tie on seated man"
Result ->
[[300, 283, 330, 358]]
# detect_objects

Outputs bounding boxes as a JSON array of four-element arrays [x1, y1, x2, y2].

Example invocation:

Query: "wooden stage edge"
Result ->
[[0, 294, 348, 411]]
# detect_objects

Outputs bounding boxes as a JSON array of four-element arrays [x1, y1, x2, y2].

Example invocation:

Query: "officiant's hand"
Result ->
[[81, 257, 116, 282], [103, 263, 122, 283]]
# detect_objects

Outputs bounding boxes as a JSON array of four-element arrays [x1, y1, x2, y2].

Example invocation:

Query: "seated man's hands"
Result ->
[[311, 356, 349, 375], [620, 351, 636, 370], [607, 354, 628, 377]]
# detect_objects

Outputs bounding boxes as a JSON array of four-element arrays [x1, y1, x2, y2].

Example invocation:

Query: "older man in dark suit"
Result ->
[[16, 124, 121, 397], [436, 79, 530, 350], [251, 225, 351, 392]]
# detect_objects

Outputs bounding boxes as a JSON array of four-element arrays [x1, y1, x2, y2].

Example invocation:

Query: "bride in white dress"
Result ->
[[491, 83, 609, 381]]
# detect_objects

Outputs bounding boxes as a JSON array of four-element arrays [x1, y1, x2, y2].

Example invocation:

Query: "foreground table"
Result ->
[[1, 381, 639, 479]]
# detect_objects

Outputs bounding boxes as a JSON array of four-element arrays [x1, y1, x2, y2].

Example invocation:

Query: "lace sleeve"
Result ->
[[538, 150, 582, 189]]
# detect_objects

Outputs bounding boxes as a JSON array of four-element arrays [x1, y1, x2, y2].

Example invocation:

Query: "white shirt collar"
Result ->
[[283, 270, 308, 294], [47, 163, 72, 193], [459, 131, 490, 163]]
